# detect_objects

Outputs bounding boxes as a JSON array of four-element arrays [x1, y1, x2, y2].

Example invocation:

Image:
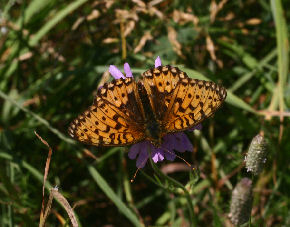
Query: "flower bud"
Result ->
[[245, 133, 267, 175], [229, 178, 253, 226]]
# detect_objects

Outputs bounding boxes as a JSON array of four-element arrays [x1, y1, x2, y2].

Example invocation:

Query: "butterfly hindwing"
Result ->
[[68, 78, 146, 146]]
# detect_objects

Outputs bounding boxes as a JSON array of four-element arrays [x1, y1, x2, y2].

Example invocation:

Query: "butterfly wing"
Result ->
[[141, 65, 226, 135], [163, 78, 227, 133], [68, 77, 146, 146], [141, 65, 187, 120]]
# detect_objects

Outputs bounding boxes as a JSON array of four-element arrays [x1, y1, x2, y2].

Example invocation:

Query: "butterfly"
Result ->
[[68, 65, 227, 147]]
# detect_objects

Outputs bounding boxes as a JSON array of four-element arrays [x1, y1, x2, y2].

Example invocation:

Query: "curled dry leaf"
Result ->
[[219, 12, 235, 21], [72, 17, 85, 30], [148, 6, 164, 19], [206, 35, 223, 68], [210, 0, 228, 23], [86, 9, 100, 21], [18, 52, 33, 61], [92, 0, 114, 9], [173, 10, 199, 26], [148, 0, 164, 7], [50, 188, 79, 227], [206, 35, 216, 61], [246, 18, 262, 25], [124, 20, 136, 37], [132, 0, 146, 8], [161, 163, 191, 174], [115, 9, 139, 22], [102, 38, 119, 44], [241, 28, 249, 35], [35, 131, 53, 227], [168, 26, 184, 58], [134, 32, 153, 53]]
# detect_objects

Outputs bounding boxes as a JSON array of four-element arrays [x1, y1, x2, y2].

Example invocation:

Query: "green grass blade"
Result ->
[[16, 0, 53, 25], [271, 0, 289, 113], [230, 49, 277, 92], [1, 0, 89, 88], [0, 90, 74, 144], [29, 0, 88, 47], [88, 166, 142, 227]]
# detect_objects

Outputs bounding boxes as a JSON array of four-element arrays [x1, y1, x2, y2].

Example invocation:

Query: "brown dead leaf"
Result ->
[[124, 20, 136, 37], [219, 12, 235, 21], [0, 48, 11, 62], [115, 9, 139, 22], [241, 28, 249, 35], [173, 10, 199, 26], [50, 188, 78, 227], [23, 95, 40, 107], [83, 148, 98, 160], [148, 6, 164, 19], [18, 52, 33, 61], [168, 26, 184, 58], [206, 35, 223, 68], [206, 35, 216, 61], [86, 9, 100, 21], [102, 37, 119, 44], [72, 17, 85, 30], [92, 0, 114, 9], [134, 32, 153, 53], [246, 18, 262, 25], [210, 0, 228, 23], [35, 131, 53, 226], [132, 0, 146, 8], [161, 163, 191, 174]]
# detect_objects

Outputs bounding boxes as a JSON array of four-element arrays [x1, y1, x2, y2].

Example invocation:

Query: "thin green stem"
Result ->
[[148, 158, 196, 227]]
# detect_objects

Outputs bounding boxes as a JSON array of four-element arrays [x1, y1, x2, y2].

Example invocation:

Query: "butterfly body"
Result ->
[[137, 81, 163, 146], [68, 65, 227, 147]]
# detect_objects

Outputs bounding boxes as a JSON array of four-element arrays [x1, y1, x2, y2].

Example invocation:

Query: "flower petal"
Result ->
[[129, 141, 151, 168], [163, 148, 176, 161], [136, 144, 150, 168], [151, 148, 165, 163], [155, 56, 162, 67], [188, 123, 202, 131], [109, 65, 125, 79], [124, 63, 133, 77], [179, 133, 193, 151], [128, 143, 142, 159], [161, 134, 177, 161], [162, 132, 193, 153]]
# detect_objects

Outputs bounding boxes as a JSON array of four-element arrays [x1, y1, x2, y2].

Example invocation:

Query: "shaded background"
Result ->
[[0, 0, 289, 226]]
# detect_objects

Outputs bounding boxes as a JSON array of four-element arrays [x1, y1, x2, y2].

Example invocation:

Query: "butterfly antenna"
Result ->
[[130, 168, 140, 183], [130, 153, 150, 183], [163, 148, 195, 171]]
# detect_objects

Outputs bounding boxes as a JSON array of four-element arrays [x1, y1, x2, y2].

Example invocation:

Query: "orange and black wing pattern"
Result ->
[[68, 77, 146, 146], [141, 65, 187, 120], [141, 65, 227, 135]]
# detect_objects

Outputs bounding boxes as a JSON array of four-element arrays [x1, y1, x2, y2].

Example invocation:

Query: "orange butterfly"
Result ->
[[68, 57, 226, 167]]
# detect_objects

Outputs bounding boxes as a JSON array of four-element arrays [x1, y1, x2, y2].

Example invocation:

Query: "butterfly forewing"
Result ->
[[140, 65, 226, 135], [68, 78, 146, 146], [164, 78, 227, 132], [141, 65, 186, 120]]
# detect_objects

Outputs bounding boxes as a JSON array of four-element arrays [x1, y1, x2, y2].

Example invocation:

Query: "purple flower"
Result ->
[[109, 63, 133, 79], [109, 57, 202, 168]]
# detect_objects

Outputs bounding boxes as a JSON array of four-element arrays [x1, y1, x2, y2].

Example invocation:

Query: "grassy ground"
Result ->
[[0, 0, 289, 226]]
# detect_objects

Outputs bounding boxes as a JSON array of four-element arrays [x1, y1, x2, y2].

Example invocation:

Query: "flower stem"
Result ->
[[148, 158, 196, 227]]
